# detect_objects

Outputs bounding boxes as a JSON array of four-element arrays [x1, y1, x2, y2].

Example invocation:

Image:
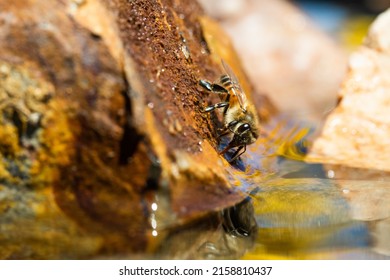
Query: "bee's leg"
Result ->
[[217, 120, 238, 140], [227, 120, 238, 131], [203, 101, 229, 113], [223, 93, 230, 115], [229, 145, 246, 162], [216, 128, 230, 140], [199, 80, 228, 94]]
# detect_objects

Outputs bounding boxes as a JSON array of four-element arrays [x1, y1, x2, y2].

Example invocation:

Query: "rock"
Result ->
[[198, 0, 347, 123], [307, 8, 390, 172], [0, 0, 276, 258], [0, 0, 147, 258]]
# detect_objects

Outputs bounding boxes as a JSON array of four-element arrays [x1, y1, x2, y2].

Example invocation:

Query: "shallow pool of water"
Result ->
[[154, 118, 390, 260]]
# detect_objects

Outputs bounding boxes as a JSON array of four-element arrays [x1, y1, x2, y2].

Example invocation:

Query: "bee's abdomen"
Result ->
[[220, 75, 233, 90]]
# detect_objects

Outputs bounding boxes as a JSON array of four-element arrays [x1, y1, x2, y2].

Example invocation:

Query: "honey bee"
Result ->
[[199, 60, 260, 162]]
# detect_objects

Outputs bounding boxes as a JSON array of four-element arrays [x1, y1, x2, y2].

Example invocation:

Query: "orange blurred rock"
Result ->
[[198, 0, 347, 123], [0, 0, 277, 259], [307, 8, 390, 172], [0, 0, 148, 258]]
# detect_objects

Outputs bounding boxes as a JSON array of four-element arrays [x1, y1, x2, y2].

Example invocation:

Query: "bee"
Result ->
[[199, 60, 260, 162]]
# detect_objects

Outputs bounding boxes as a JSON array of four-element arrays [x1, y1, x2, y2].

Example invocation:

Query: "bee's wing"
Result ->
[[221, 59, 247, 110]]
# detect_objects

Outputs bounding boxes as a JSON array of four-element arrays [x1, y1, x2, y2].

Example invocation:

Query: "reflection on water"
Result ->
[[242, 158, 390, 259], [151, 118, 390, 259], [156, 198, 257, 259], [221, 195, 257, 237], [154, 159, 390, 259]]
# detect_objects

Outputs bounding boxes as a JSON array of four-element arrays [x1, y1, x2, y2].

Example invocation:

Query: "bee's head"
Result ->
[[231, 123, 258, 146]]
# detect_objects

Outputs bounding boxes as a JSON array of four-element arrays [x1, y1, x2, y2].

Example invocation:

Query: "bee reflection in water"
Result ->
[[198, 196, 257, 259], [199, 60, 260, 162]]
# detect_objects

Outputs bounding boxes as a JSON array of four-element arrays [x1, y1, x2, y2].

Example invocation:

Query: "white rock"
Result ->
[[307, 8, 390, 172]]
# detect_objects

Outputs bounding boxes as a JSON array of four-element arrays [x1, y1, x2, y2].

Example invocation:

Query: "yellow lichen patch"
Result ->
[[0, 117, 21, 185], [0, 61, 55, 186], [0, 60, 76, 188], [0, 184, 14, 215], [0, 122, 20, 157], [0, 157, 11, 181], [30, 98, 76, 187]]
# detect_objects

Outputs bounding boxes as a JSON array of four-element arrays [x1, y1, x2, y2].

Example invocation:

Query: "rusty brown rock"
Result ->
[[0, 0, 147, 258], [0, 0, 276, 258], [198, 0, 348, 123], [307, 8, 390, 172]]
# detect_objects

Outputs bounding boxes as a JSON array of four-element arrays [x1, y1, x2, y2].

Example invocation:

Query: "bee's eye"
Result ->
[[238, 123, 250, 134]]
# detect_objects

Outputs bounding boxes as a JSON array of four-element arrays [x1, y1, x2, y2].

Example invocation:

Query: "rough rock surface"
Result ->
[[198, 0, 347, 123], [0, 0, 276, 258], [307, 8, 390, 172]]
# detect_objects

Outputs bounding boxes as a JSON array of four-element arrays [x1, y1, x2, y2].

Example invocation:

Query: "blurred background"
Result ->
[[198, 0, 389, 123], [295, 0, 390, 14], [293, 0, 389, 50]]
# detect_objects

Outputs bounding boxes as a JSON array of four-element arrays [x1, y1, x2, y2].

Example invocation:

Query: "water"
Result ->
[[157, 161, 390, 259], [245, 161, 389, 259], [154, 117, 390, 259]]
